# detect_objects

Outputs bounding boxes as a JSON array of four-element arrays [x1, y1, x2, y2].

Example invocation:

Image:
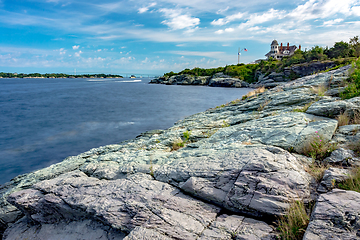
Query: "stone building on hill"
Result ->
[[265, 40, 301, 60]]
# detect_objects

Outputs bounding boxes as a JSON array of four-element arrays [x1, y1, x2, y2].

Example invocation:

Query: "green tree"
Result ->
[[350, 36, 360, 57], [326, 41, 352, 58]]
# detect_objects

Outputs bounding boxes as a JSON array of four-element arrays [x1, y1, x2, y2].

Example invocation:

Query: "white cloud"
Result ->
[[225, 28, 234, 32], [159, 8, 200, 30], [350, 5, 360, 16], [138, 3, 157, 14], [59, 48, 66, 55], [74, 50, 82, 57], [168, 50, 231, 59], [323, 18, 344, 26], [216, 7, 229, 14], [211, 12, 244, 26], [72, 45, 80, 50], [239, 8, 285, 29], [287, 0, 360, 21]]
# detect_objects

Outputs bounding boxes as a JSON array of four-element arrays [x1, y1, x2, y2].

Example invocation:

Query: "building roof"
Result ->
[[265, 45, 297, 57], [271, 40, 279, 46]]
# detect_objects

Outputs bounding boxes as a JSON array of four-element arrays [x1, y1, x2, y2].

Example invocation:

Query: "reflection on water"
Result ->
[[0, 77, 251, 184]]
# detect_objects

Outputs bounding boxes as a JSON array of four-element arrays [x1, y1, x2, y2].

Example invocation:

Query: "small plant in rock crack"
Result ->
[[171, 130, 192, 151], [338, 166, 360, 193], [183, 130, 191, 142], [301, 131, 337, 161], [221, 120, 230, 128]]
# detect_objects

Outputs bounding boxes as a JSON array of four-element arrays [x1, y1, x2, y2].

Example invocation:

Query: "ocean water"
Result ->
[[0, 77, 251, 184]]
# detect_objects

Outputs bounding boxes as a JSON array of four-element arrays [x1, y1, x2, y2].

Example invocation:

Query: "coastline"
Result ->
[[1, 65, 360, 239]]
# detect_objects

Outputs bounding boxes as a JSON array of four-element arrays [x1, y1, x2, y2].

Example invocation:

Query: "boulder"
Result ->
[[324, 148, 360, 167], [155, 146, 312, 217], [209, 77, 248, 88], [6, 171, 220, 239], [317, 167, 351, 193], [303, 189, 360, 240]]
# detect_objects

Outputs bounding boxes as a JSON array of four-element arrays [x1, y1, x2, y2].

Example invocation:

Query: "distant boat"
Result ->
[[130, 75, 136, 78]]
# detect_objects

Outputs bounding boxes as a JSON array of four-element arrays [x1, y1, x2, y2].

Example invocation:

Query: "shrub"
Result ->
[[340, 59, 360, 99], [277, 199, 310, 240], [183, 130, 191, 142], [301, 132, 337, 160]]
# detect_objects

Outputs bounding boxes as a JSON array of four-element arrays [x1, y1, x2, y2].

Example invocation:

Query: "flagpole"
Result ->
[[238, 48, 247, 64]]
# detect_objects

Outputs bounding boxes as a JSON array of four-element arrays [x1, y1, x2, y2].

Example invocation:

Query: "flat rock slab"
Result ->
[[3, 218, 126, 240], [198, 214, 277, 239], [155, 146, 312, 217], [7, 171, 220, 240], [303, 189, 360, 240], [202, 112, 338, 153]]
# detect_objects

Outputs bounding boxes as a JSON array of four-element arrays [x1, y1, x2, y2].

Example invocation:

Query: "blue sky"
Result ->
[[0, 0, 360, 75]]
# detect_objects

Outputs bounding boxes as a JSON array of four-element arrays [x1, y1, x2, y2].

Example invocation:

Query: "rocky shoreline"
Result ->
[[1, 65, 360, 239], [149, 61, 341, 89]]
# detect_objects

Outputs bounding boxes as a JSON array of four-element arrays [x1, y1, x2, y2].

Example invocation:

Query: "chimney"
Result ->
[[287, 43, 289, 50], [280, 43, 283, 52], [299, 45, 301, 50]]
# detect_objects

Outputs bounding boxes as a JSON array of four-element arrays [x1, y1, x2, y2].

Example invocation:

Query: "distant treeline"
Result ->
[[0, 72, 123, 79], [164, 36, 360, 84]]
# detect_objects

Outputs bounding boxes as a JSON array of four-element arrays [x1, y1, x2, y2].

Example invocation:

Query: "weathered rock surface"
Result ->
[[155, 147, 312, 217], [303, 189, 360, 240], [1, 64, 359, 239], [6, 171, 220, 239], [324, 148, 360, 167], [198, 214, 277, 239]]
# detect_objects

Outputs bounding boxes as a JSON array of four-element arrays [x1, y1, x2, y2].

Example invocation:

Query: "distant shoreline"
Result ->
[[0, 76, 123, 79]]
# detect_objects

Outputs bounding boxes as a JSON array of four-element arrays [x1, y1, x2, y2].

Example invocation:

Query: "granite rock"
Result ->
[[303, 189, 360, 240]]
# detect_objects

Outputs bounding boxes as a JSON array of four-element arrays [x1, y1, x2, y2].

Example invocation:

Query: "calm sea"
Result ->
[[0, 77, 251, 184]]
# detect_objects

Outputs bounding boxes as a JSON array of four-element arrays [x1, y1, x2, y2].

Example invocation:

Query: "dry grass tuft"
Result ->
[[242, 141, 253, 145], [336, 112, 350, 126], [171, 139, 184, 151], [243, 86, 266, 99], [257, 99, 271, 111], [277, 199, 310, 240], [311, 84, 328, 96], [304, 162, 329, 182]]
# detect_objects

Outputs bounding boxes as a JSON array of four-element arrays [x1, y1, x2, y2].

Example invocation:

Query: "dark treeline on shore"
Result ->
[[0, 72, 123, 79]]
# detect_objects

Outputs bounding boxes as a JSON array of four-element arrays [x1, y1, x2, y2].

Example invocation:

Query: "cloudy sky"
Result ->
[[0, 0, 359, 75]]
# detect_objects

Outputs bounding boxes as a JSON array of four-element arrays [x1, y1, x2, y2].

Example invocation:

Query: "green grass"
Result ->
[[338, 166, 360, 193], [340, 59, 360, 99], [277, 200, 310, 240]]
